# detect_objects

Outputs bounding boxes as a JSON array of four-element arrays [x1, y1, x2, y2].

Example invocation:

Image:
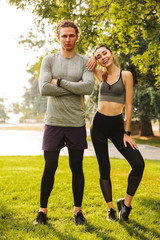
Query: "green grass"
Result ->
[[87, 136, 160, 148], [0, 156, 160, 240], [132, 138, 160, 148]]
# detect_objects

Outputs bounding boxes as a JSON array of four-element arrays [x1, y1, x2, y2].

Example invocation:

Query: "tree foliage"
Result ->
[[20, 59, 47, 122], [9, 0, 160, 135], [0, 98, 9, 123], [133, 86, 160, 136], [9, 0, 160, 82]]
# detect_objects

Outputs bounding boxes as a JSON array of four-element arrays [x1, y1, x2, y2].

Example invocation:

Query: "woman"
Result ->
[[87, 45, 145, 221]]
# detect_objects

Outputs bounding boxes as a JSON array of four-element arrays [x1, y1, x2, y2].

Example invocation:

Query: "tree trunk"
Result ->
[[141, 120, 154, 137]]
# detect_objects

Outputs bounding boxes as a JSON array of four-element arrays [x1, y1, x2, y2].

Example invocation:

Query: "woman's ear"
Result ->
[[111, 51, 115, 57]]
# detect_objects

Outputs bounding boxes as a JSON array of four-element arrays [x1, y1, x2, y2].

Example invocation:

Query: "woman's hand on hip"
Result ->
[[123, 134, 138, 150]]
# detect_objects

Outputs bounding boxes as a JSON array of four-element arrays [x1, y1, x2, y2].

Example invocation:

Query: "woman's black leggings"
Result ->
[[91, 112, 145, 203], [40, 148, 84, 208]]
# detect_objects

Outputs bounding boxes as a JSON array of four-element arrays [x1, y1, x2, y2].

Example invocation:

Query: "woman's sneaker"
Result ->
[[117, 198, 132, 222], [107, 208, 117, 220], [33, 211, 47, 225], [74, 211, 87, 225]]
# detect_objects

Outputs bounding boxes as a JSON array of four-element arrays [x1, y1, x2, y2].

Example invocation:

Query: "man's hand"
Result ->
[[50, 79, 57, 86]]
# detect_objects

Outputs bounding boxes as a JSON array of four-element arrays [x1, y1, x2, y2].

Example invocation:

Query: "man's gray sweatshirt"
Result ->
[[39, 52, 94, 127]]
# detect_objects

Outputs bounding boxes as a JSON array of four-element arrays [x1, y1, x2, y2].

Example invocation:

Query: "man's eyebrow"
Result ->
[[61, 34, 76, 37]]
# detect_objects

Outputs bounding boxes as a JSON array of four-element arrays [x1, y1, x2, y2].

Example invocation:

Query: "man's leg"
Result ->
[[40, 150, 60, 210], [68, 148, 84, 211], [33, 150, 60, 225], [68, 148, 87, 225]]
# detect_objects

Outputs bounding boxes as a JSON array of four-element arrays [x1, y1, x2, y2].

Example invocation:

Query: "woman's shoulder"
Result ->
[[121, 70, 133, 78], [121, 70, 133, 88], [121, 70, 133, 82]]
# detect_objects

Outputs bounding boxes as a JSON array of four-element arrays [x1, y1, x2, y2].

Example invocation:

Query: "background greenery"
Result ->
[[0, 155, 160, 240], [1, 0, 160, 137]]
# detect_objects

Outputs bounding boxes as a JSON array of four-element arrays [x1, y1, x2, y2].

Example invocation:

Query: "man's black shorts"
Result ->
[[42, 125, 88, 151]]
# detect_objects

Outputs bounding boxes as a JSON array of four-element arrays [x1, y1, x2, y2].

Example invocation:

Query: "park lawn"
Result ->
[[132, 137, 160, 148], [87, 136, 160, 148], [0, 156, 160, 240]]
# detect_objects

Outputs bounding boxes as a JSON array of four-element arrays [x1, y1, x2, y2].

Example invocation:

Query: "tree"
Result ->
[[9, 0, 160, 135], [12, 102, 21, 114], [20, 60, 47, 122], [9, 0, 160, 83], [133, 86, 160, 136], [0, 98, 9, 123]]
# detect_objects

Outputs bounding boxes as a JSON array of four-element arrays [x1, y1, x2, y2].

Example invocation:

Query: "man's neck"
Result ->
[[61, 49, 76, 58]]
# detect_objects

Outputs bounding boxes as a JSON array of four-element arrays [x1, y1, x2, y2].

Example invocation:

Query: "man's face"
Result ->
[[58, 27, 78, 51]]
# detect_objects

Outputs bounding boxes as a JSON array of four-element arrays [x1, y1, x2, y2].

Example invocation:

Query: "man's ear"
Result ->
[[76, 34, 79, 42], [57, 34, 60, 42]]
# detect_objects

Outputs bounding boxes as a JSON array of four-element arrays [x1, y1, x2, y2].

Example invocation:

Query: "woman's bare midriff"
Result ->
[[97, 101, 124, 116]]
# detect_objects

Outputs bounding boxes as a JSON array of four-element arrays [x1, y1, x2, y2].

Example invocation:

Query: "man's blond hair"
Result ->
[[56, 20, 80, 37]]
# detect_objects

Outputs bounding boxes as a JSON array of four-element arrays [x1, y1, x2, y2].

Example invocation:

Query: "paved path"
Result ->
[[0, 130, 160, 160]]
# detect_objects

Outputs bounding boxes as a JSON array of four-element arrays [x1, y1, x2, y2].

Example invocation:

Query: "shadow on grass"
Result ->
[[24, 219, 115, 240], [0, 201, 18, 237], [84, 222, 116, 240], [119, 220, 159, 240], [0, 198, 114, 240], [32, 222, 80, 240], [139, 197, 160, 214], [1, 197, 159, 240], [119, 197, 160, 240], [0, 200, 78, 240], [0, 212, 80, 240]]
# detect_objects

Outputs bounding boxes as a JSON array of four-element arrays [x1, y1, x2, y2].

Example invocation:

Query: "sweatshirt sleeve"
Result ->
[[39, 55, 71, 97], [60, 57, 94, 95]]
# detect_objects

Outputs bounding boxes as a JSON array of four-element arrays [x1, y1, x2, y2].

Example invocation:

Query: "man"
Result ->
[[33, 20, 94, 226]]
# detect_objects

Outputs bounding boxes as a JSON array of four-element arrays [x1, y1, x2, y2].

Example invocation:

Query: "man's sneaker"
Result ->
[[117, 198, 132, 221], [33, 211, 47, 225], [107, 208, 117, 220], [74, 211, 87, 225]]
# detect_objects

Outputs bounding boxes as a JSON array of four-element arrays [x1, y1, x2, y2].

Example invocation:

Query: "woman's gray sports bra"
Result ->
[[99, 70, 125, 104]]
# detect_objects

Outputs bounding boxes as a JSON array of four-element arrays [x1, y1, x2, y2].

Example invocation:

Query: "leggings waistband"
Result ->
[[96, 111, 123, 119]]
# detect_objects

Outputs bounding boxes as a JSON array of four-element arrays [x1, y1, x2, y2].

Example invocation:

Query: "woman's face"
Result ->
[[95, 47, 114, 67]]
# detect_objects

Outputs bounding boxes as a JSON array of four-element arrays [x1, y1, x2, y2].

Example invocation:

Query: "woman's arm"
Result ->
[[123, 71, 133, 132], [123, 71, 138, 150], [94, 69, 103, 83], [87, 56, 103, 83]]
